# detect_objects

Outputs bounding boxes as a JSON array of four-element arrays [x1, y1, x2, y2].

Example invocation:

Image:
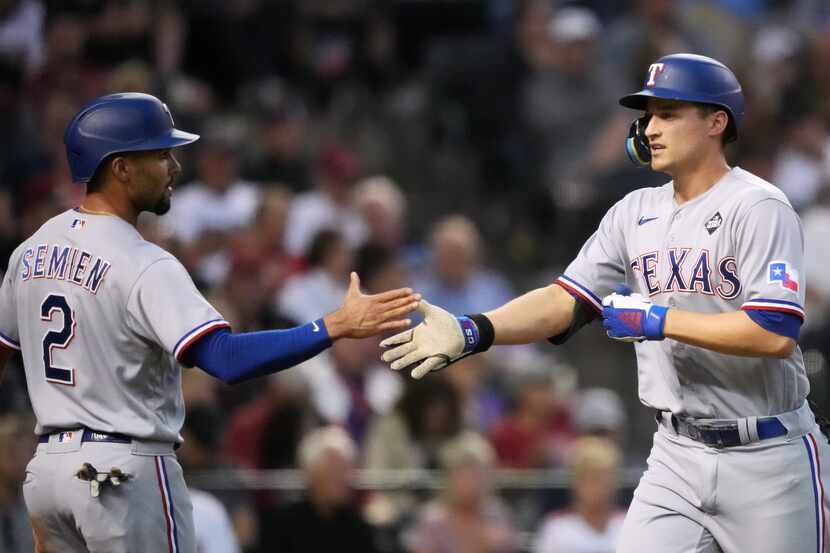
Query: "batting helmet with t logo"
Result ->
[[619, 53, 744, 166], [63, 93, 200, 184]]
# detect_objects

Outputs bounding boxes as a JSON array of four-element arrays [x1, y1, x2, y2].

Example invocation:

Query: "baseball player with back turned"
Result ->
[[381, 53, 830, 553], [0, 92, 420, 553]]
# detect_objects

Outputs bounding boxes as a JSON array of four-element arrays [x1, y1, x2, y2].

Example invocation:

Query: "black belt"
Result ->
[[656, 410, 788, 448], [38, 428, 132, 445]]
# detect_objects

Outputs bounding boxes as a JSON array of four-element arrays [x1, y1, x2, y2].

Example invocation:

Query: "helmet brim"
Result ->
[[70, 130, 200, 183], [619, 88, 708, 110], [136, 129, 200, 151], [619, 92, 651, 110], [620, 88, 737, 112]]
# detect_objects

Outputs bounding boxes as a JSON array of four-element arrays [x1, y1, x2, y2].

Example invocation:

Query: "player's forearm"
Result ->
[[663, 309, 795, 358], [485, 284, 576, 345], [182, 323, 332, 384]]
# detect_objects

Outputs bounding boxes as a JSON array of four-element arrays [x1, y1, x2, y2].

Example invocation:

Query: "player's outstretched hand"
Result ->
[[379, 300, 472, 379], [324, 272, 421, 340], [601, 286, 668, 342]]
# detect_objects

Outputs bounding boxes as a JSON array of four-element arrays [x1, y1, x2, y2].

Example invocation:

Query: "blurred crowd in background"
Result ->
[[1, 0, 830, 552]]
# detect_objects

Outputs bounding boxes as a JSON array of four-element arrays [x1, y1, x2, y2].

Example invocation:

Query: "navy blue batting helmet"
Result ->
[[619, 53, 744, 143], [63, 93, 200, 184]]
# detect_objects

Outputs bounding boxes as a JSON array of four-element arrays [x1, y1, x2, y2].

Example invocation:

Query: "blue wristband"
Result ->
[[456, 316, 481, 353], [643, 305, 669, 340]]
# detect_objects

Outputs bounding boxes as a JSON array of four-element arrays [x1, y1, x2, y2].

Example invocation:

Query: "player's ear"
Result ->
[[110, 155, 131, 183], [708, 110, 729, 140]]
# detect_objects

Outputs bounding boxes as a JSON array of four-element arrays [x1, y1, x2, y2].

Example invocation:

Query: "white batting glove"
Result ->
[[380, 300, 477, 379]]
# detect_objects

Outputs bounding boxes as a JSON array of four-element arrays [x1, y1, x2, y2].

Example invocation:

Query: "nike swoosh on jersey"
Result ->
[[312, 321, 320, 332], [638, 216, 659, 225]]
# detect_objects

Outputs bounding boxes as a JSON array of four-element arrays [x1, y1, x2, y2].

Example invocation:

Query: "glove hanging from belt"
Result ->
[[75, 462, 131, 497]]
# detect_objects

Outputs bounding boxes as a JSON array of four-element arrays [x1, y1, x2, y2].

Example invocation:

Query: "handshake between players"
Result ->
[[379, 286, 656, 379]]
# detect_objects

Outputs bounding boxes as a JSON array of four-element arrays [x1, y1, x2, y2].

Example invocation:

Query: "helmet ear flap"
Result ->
[[625, 114, 652, 167]]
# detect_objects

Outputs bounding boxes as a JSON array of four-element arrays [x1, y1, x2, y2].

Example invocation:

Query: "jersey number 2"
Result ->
[[41, 294, 76, 385]]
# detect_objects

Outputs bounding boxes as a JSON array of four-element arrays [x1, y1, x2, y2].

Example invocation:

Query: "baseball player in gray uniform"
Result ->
[[0, 93, 419, 553], [381, 54, 830, 553]]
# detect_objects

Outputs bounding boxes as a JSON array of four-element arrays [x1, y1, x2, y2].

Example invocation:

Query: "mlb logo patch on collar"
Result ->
[[768, 261, 799, 292], [70, 219, 86, 230]]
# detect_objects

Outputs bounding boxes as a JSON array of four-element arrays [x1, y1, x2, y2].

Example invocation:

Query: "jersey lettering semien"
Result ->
[[0, 210, 229, 442], [557, 167, 807, 418]]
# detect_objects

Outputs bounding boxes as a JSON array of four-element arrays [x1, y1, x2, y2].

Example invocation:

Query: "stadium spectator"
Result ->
[[520, 6, 631, 212], [222, 186, 295, 302], [277, 228, 353, 324], [284, 144, 367, 257], [413, 215, 514, 315], [191, 488, 241, 553], [602, 0, 705, 93], [363, 373, 491, 531], [223, 364, 313, 471], [490, 369, 575, 468], [178, 406, 258, 552], [259, 426, 379, 553], [163, 117, 261, 287], [82, 0, 155, 69], [443, 355, 506, 434], [353, 175, 407, 251], [533, 437, 625, 553], [799, 190, 830, 363], [0, 0, 46, 76], [770, 102, 830, 212], [365, 375, 467, 472], [404, 433, 518, 553], [572, 388, 627, 444], [241, 78, 311, 192], [304, 332, 401, 447]]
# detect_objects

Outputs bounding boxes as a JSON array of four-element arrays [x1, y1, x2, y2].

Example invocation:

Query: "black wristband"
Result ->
[[467, 313, 495, 353]]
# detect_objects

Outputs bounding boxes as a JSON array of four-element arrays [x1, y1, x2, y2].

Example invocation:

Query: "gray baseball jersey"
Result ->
[[0, 209, 229, 442], [556, 167, 807, 418]]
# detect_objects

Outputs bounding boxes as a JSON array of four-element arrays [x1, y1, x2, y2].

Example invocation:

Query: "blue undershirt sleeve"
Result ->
[[744, 310, 802, 341], [179, 319, 332, 384]]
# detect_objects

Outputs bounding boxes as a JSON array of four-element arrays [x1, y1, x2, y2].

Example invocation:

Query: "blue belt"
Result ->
[[38, 429, 131, 445], [657, 410, 788, 448]]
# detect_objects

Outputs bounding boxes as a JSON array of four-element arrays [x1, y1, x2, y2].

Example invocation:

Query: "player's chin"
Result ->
[[151, 195, 172, 216], [649, 156, 669, 172]]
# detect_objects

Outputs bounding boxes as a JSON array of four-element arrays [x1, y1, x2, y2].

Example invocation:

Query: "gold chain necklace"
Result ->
[[77, 205, 118, 217]]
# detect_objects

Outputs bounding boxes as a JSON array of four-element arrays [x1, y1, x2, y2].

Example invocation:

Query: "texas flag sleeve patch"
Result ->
[[768, 261, 799, 292]]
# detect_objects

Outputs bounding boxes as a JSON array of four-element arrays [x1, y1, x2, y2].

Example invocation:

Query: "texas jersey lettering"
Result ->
[[556, 167, 806, 418]]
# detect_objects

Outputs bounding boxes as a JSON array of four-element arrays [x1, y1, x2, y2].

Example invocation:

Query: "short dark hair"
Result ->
[[85, 153, 116, 193], [85, 151, 145, 193]]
